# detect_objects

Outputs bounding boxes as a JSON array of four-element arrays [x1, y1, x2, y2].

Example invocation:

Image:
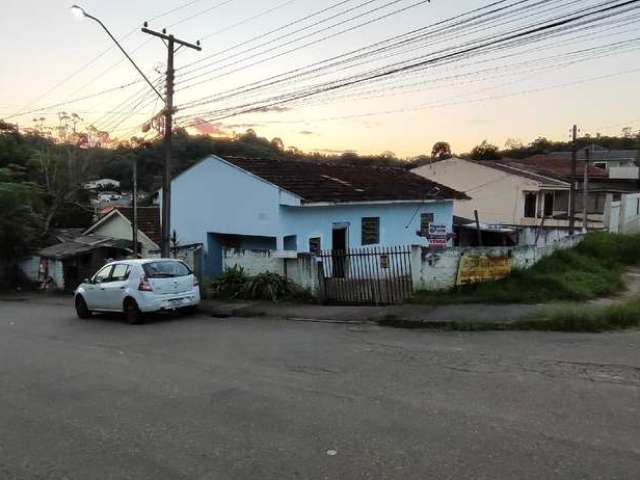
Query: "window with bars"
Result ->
[[361, 217, 380, 245], [309, 237, 321, 256], [420, 213, 434, 236]]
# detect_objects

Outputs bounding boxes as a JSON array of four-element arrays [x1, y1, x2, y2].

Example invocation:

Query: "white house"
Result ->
[[83, 207, 161, 257], [84, 178, 121, 190], [413, 157, 640, 244], [412, 158, 574, 228], [169, 155, 468, 277]]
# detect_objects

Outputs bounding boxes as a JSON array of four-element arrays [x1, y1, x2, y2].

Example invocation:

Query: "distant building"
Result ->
[[412, 156, 640, 245], [168, 155, 468, 277], [547, 144, 639, 179], [84, 207, 161, 257], [84, 178, 121, 190]]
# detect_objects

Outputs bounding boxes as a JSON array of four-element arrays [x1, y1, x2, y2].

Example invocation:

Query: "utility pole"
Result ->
[[568, 124, 578, 235], [583, 148, 590, 233], [141, 24, 201, 257], [132, 157, 138, 257]]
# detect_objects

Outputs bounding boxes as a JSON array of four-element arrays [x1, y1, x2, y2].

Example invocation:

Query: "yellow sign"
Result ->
[[456, 255, 512, 286]]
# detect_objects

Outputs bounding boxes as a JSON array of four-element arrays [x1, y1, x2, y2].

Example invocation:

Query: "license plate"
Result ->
[[169, 298, 184, 306]]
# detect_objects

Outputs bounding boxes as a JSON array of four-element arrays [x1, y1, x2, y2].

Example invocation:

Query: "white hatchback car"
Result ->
[[74, 259, 201, 324]]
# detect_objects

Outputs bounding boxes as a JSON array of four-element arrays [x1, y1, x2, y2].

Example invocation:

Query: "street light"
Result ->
[[69, 4, 161, 258], [68, 5, 163, 101], [70, 4, 86, 19]]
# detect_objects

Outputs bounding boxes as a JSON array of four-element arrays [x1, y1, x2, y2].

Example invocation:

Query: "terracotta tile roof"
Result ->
[[114, 207, 161, 245], [222, 157, 469, 203], [506, 155, 609, 179]]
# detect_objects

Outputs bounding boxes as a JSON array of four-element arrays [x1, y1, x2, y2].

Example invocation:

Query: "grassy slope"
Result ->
[[411, 233, 640, 305]]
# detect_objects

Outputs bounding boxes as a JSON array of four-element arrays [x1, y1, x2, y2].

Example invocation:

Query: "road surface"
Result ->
[[1, 297, 639, 479]]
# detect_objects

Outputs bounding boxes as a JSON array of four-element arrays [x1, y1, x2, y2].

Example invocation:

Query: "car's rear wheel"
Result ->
[[124, 298, 142, 325], [75, 295, 91, 319]]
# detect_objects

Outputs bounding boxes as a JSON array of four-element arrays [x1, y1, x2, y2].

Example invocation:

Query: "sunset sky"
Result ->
[[2, 0, 640, 157]]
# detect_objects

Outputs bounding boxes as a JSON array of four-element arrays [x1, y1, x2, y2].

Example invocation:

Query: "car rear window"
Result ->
[[143, 261, 191, 278]]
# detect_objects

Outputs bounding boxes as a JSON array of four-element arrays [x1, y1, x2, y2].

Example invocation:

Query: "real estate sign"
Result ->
[[456, 254, 512, 286]]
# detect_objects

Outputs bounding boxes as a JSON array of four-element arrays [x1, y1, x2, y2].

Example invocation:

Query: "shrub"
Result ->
[[209, 265, 248, 299], [209, 267, 312, 303], [239, 272, 312, 303]]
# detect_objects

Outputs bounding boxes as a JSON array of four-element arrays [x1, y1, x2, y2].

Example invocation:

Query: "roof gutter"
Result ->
[[297, 198, 456, 207]]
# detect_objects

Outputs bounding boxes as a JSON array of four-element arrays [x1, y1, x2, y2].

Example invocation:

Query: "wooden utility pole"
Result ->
[[141, 24, 201, 257], [474, 210, 483, 247], [132, 157, 138, 257], [583, 148, 590, 233], [568, 124, 578, 235]]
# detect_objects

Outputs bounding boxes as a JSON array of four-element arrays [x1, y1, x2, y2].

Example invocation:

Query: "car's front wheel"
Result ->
[[75, 295, 91, 319], [124, 298, 143, 325]]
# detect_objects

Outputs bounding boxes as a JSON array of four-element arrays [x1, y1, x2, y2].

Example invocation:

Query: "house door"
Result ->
[[332, 225, 348, 278], [543, 192, 554, 217]]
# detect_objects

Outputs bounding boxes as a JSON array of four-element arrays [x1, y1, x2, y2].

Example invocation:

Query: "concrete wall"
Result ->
[[222, 236, 585, 296], [222, 248, 320, 294], [618, 193, 640, 233], [223, 249, 285, 277], [411, 235, 585, 291]]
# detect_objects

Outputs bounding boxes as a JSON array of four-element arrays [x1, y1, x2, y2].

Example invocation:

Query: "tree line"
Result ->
[[1, 117, 639, 266]]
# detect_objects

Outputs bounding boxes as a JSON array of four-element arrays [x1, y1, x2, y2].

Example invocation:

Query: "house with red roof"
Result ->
[[83, 207, 161, 257], [168, 155, 469, 278]]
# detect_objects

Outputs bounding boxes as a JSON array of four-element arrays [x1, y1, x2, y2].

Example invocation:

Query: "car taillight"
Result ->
[[193, 276, 199, 287], [138, 274, 153, 292]]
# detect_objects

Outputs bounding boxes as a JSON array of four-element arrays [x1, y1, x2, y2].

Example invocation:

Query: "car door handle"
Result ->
[[119, 286, 125, 290]]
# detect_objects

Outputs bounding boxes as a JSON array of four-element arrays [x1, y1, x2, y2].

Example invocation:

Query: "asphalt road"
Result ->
[[1, 297, 639, 479]]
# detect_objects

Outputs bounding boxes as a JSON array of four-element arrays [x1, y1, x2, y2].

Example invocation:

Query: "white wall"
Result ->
[[223, 249, 284, 276], [411, 235, 585, 291], [89, 213, 158, 256], [618, 193, 640, 233], [609, 166, 640, 179], [412, 158, 542, 225], [222, 236, 585, 296]]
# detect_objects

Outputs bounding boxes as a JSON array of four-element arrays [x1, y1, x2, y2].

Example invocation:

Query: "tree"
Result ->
[[431, 141, 452, 160], [0, 168, 43, 261], [470, 140, 500, 161], [271, 137, 284, 151], [504, 138, 523, 150]]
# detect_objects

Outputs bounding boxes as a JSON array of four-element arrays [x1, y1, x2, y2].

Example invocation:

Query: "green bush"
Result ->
[[209, 265, 248, 299], [209, 267, 312, 303], [411, 232, 640, 305]]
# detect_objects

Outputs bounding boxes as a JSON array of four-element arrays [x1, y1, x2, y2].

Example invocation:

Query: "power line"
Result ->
[[200, 0, 303, 40], [181, 0, 640, 125], [176, 0, 432, 86]]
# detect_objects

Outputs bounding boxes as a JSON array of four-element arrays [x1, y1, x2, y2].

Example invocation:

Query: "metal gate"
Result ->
[[317, 246, 413, 305]]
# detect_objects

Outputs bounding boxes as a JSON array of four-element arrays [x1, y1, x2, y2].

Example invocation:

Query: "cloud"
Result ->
[[298, 130, 316, 135], [312, 148, 355, 155], [189, 118, 229, 136], [224, 123, 263, 129]]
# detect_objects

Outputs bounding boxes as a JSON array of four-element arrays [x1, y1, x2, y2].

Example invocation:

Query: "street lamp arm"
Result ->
[[80, 11, 165, 103]]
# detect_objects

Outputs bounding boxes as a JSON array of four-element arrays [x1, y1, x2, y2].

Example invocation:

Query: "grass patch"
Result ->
[[411, 232, 640, 305], [379, 298, 640, 333]]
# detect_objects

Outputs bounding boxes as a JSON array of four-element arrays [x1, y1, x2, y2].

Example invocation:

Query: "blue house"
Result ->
[[169, 155, 468, 277]]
